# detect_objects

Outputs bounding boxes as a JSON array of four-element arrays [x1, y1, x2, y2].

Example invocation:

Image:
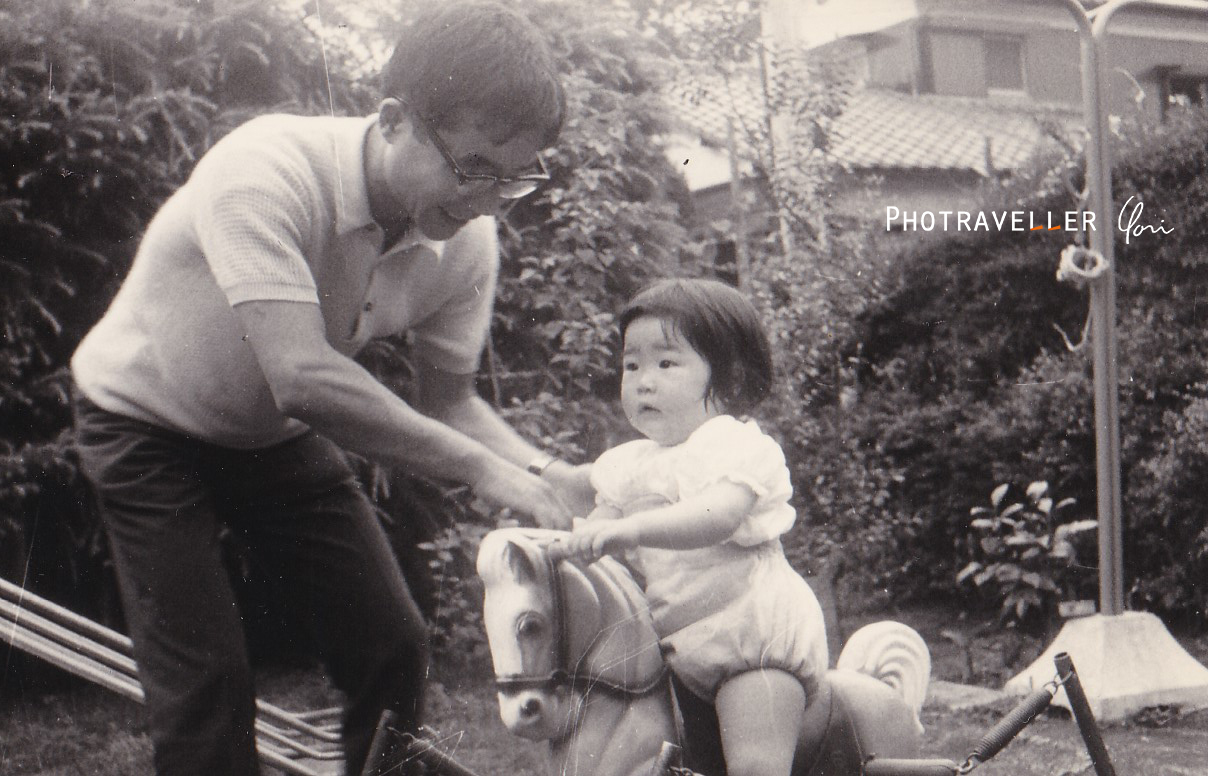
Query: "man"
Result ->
[[71, 3, 582, 774]]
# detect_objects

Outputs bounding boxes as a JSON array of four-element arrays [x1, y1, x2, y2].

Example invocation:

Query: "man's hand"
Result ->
[[540, 460, 596, 517], [471, 463, 572, 530], [565, 517, 639, 563]]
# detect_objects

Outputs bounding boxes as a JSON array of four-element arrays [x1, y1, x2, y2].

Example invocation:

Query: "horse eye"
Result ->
[[517, 617, 543, 638]]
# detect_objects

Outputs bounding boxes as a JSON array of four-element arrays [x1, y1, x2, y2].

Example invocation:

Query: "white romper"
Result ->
[[589, 414, 828, 700]]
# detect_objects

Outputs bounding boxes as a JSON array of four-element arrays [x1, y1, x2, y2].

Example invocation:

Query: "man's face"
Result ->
[[380, 108, 545, 241]]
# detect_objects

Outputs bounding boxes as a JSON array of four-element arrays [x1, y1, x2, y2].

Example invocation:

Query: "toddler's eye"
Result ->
[[659, 359, 675, 369], [623, 362, 638, 372]]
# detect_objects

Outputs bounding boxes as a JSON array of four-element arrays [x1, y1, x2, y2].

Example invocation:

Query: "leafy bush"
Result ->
[[837, 109, 1208, 617], [0, 0, 370, 632], [957, 481, 1097, 631], [1126, 396, 1208, 625]]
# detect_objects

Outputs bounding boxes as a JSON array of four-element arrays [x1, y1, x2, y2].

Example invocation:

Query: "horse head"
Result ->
[[477, 527, 664, 744]]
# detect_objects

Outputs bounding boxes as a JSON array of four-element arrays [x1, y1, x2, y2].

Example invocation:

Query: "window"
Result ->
[[1168, 75, 1208, 111], [926, 31, 1026, 98], [985, 38, 1025, 94]]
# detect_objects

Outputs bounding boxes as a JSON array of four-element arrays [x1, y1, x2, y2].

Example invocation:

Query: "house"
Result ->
[[670, 0, 1208, 239]]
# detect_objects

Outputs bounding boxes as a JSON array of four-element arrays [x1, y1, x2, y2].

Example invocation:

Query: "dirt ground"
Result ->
[[3, 603, 1208, 775], [848, 604, 1208, 776]]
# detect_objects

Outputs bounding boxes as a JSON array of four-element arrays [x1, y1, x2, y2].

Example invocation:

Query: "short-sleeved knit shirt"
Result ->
[[72, 113, 499, 449]]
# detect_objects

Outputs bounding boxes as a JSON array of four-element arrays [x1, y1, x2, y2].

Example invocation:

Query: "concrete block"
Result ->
[[1003, 612, 1208, 722]]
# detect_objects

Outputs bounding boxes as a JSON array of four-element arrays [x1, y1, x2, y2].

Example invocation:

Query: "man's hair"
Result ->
[[619, 278, 774, 416], [382, 1, 565, 148]]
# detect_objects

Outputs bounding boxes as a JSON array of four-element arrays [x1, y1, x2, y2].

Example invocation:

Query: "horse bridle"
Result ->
[[493, 546, 666, 699]]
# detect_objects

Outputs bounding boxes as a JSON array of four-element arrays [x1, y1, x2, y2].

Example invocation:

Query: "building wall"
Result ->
[[1104, 31, 1208, 120], [836, 0, 1208, 119], [864, 23, 920, 92], [834, 167, 989, 228]]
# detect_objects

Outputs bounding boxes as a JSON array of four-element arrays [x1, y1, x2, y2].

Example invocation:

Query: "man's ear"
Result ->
[[377, 97, 407, 140]]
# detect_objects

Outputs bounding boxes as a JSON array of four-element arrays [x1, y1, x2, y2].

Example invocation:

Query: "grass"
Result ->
[[4, 606, 1208, 776]]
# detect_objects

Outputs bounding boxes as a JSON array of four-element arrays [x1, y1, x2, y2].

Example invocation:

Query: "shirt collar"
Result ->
[[335, 113, 448, 260], [334, 114, 384, 236]]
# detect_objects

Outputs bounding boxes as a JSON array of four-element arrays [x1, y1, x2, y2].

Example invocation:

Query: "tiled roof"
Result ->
[[831, 90, 1084, 175], [667, 81, 1085, 182]]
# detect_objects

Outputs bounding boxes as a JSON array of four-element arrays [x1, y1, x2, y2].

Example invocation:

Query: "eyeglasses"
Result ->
[[398, 98, 551, 200]]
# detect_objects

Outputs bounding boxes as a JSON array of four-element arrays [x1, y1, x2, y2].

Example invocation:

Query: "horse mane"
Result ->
[[478, 527, 664, 693]]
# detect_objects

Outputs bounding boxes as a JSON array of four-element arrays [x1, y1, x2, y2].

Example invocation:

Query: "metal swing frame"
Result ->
[[0, 574, 343, 775], [1, 574, 492, 776]]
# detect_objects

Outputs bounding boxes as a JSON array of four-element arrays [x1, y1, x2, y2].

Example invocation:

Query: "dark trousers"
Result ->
[[73, 395, 429, 776]]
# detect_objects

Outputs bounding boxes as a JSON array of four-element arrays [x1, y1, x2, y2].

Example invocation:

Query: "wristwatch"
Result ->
[[526, 453, 558, 477]]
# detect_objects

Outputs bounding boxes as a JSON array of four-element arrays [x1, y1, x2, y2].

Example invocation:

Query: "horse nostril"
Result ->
[[519, 696, 543, 718]]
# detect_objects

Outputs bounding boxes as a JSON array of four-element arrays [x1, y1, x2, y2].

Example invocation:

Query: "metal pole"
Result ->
[[726, 116, 751, 289], [1059, 0, 1208, 618], [1054, 653, 1118, 776], [1056, 0, 1118, 615], [1081, 0, 1125, 617]]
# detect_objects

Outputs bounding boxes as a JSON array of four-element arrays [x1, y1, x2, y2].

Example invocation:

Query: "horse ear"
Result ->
[[502, 540, 541, 584]]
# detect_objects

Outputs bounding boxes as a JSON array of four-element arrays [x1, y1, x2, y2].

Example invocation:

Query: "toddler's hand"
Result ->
[[566, 519, 638, 563]]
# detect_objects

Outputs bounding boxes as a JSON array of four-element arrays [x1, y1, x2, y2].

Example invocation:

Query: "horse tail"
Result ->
[[835, 621, 930, 719]]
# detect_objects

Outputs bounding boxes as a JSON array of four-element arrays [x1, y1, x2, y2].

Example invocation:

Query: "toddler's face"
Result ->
[[620, 316, 721, 446]]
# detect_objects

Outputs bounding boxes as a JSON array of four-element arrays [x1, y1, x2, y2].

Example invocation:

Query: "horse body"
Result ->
[[477, 528, 930, 776]]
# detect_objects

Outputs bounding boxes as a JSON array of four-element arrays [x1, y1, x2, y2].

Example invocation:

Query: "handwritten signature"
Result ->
[[1117, 195, 1172, 245]]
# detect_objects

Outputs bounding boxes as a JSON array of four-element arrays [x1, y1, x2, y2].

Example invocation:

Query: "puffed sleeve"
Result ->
[[590, 440, 647, 509], [675, 416, 796, 545]]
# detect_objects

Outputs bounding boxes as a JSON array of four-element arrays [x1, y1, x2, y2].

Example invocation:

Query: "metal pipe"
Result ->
[[0, 596, 137, 675], [1054, 0, 1126, 615], [1055, 653, 1117, 776], [361, 710, 401, 776], [256, 744, 329, 776], [256, 721, 343, 760], [1076, 0, 1203, 616], [862, 759, 959, 776], [0, 575, 132, 653], [1, 612, 146, 702], [1, 577, 343, 743], [2, 611, 337, 773], [1, 585, 346, 769]]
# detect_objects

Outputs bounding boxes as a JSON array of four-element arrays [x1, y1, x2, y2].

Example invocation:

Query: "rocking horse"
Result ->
[[477, 528, 931, 776]]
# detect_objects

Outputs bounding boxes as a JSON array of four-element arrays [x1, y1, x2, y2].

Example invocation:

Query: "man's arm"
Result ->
[[233, 298, 570, 528], [413, 362, 596, 519]]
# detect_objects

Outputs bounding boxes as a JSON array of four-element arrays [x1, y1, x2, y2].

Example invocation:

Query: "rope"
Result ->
[[1054, 245, 1109, 353], [1056, 245, 1109, 287]]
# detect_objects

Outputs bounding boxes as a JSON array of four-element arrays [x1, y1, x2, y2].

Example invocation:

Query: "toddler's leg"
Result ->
[[714, 669, 806, 776]]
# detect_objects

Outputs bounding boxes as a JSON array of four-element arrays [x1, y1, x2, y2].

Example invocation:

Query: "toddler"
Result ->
[[565, 277, 828, 776]]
